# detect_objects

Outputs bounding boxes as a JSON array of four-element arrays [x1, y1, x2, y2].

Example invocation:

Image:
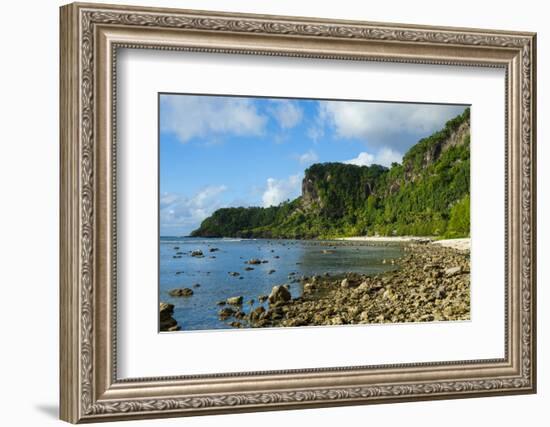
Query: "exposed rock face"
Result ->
[[404, 119, 470, 181], [301, 177, 320, 208], [159, 302, 180, 331]]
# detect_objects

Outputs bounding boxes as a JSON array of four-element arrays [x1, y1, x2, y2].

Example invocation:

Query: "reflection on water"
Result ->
[[159, 237, 403, 331]]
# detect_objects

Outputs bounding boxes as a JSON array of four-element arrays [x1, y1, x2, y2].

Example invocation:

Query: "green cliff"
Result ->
[[191, 108, 470, 239]]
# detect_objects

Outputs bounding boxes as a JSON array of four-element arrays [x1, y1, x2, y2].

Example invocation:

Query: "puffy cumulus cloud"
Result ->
[[160, 95, 267, 143], [316, 101, 466, 151], [262, 174, 302, 207], [269, 100, 303, 129], [296, 149, 319, 165], [345, 148, 403, 168], [160, 185, 227, 234]]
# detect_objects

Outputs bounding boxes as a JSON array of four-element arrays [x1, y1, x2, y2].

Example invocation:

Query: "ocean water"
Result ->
[[159, 237, 403, 331]]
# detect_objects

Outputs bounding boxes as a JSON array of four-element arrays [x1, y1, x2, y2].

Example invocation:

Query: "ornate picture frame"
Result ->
[[60, 2, 536, 423]]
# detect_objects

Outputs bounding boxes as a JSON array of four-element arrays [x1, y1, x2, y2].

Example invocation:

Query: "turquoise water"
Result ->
[[159, 237, 403, 331]]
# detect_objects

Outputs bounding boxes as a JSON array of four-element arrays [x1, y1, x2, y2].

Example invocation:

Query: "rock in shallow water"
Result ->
[[159, 302, 180, 331], [218, 307, 235, 320], [247, 242, 470, 328], [258, 295, 268, 303], [169, 288, 194, 297], [227, 296, 243, 305]]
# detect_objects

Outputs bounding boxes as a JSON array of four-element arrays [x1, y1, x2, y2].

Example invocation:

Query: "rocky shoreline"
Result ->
[[220, 242, 470, 328], [159, 302, 180, 332]]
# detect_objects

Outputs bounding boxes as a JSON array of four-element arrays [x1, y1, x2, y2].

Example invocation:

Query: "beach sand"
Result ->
[[339, 236, 470, 252], [431, 238, 470, 251]]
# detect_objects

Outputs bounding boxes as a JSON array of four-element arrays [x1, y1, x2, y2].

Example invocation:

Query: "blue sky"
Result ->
[[159, 94, 467, 236]]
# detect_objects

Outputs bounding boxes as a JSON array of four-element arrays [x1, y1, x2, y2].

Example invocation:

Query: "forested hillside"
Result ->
[[191, 108, 470, 239]]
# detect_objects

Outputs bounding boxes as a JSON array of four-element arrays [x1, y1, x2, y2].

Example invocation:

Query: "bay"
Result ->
[[159, 237, 403, 331]]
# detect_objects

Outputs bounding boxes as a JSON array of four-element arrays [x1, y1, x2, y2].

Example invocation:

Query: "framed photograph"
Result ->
[[60, 2, 537, 423]]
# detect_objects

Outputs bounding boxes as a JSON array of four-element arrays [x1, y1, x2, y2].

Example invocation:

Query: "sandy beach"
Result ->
[[338, 236, 431, 243], [339, 236, 470, 252], [431, 238, 470, 251]]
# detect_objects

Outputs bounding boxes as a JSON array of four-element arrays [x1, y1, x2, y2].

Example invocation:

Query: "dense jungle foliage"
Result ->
[[191, 108, 470, 239]]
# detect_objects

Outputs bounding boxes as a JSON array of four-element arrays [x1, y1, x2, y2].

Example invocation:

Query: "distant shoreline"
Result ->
[[161, 234, 470, 251], [339, 236, 470, 251]]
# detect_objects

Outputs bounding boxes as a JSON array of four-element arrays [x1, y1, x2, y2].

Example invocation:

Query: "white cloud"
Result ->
[[262, 174, 302, 207], [345, 152, 375, 167], [345, 148, 403, 168], [269, 100, 303, 129], [160, 185, 227, 233], [318, 102, 466, 150], [296, 149, 319, 165], [307, 125, 325, 142], [160, 95, 267, 143]]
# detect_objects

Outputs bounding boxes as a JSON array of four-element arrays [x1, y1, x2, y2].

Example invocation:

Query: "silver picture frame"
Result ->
[[60, 2, 536, 422]]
